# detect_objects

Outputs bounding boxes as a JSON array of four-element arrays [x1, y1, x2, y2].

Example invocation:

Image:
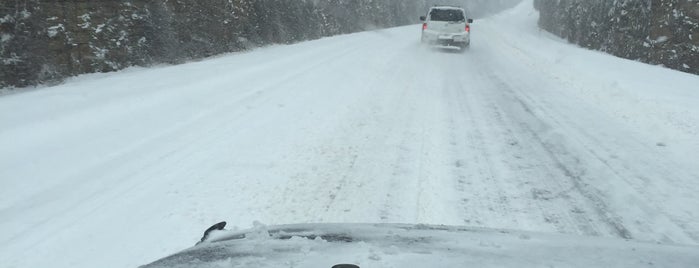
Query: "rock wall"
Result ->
[[0, 0, 430, 88], [534, 0, 699, 75]]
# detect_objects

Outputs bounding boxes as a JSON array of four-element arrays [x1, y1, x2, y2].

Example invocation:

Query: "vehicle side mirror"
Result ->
[[420, 16, 426, 21], [467, 19, 474, 23]]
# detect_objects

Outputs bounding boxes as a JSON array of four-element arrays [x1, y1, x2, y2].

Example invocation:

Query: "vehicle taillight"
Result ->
[[465, 25, 471, 32], [422, 23, 427, 31]]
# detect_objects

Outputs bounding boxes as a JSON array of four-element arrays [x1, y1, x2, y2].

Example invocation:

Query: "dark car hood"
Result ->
[[141, 223, 699, 268]]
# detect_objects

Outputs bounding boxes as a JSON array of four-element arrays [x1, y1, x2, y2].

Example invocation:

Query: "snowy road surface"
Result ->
[[2, 2, 699, 268]]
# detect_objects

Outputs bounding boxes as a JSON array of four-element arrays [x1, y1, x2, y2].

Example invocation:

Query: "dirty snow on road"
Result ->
[[1, 1, 699, 268]]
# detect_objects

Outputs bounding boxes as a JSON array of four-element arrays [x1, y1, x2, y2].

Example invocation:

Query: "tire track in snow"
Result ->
[[432, 43, 625, 238], [481, 67, 633, 239], [0, 37, 366, 252], [261, 39, 427, 224], [472, 29, 698, 243]]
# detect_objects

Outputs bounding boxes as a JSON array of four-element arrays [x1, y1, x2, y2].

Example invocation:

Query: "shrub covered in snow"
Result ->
[[0, 0, 529, 88], [0, 0, 435, 88], [534, 0, 699, 75], [0, 0, 527, 88]]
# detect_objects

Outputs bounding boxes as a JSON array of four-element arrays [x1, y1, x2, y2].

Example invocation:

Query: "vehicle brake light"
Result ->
[[465, 25, 470, 32], [422, 23, 427, 31]]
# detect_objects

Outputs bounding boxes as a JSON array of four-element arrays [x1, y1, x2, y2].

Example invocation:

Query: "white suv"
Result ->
[[420, 6, 473, 50]]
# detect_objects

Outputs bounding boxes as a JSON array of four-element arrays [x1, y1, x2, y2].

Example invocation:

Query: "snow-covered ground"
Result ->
[[2, 1, 698, 267]]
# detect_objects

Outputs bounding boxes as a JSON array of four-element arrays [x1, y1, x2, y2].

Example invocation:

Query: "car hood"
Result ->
[[140, 223, 699, 268]]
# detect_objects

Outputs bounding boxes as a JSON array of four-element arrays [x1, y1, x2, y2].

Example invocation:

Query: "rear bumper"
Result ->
[[422, 31, 470, 47], [433, 39, 467, 47]]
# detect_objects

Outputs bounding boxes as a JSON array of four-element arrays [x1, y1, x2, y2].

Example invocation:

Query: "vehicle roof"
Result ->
[[430, 6, 465, 11]]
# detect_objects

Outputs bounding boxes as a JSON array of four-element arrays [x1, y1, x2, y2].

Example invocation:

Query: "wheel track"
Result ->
[[481, 67, 633, 239]]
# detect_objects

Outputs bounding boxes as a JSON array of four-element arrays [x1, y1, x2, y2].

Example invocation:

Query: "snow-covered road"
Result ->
[[2, 2, 699, 268]]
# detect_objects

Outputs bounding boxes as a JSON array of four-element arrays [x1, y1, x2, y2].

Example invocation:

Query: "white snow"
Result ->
[[95, 24, 105, 34], [47, 24, 64, 38], [20, 10, 31, 19], [78, 13, 91, 29], [1, 33, 12, 43], [1, 1, 699, 268], [655, 35, 669, 43], [0, 15, 13, 24]]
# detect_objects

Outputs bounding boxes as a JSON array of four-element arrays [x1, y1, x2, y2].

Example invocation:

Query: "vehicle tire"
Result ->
[[460, 42, 470, 52]]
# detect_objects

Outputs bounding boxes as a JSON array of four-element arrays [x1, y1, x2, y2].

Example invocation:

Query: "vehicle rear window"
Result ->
[[429, 9, 465, 22]]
